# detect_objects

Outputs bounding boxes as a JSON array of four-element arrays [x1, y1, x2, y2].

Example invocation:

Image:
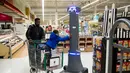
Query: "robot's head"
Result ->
[[67, 6, 81, 14]]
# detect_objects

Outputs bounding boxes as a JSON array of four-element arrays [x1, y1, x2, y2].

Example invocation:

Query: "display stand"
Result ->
[[93, 4, 130, 73], [92, 36, 106, 73]]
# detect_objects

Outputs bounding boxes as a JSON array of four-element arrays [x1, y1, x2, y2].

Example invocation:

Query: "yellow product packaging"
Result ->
[[123, 40, 129, 47], [123, 53, 128, 60], [123, 63, 127, 71], [96, 62, 101, 71]]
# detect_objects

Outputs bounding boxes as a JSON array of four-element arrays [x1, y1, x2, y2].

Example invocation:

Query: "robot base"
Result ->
[[60, 66, 88, 73]]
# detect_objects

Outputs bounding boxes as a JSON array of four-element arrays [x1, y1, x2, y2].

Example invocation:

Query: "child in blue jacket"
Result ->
[[43, 30, 70, 66]]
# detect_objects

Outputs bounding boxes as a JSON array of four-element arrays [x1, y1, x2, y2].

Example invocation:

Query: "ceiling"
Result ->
[[26, 0, 130, 24]]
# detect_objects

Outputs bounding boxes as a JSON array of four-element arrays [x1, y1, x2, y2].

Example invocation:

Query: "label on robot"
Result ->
[[68, 6, 77, 12], [72, 26, 76, 29]]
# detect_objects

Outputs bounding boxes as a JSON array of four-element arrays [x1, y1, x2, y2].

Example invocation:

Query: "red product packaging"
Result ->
[[122, 63, 127, 71], [129, 40, 130, 48], [127, 62, 130, 71], [128, 53, 130, 59], [117, 53, 121, 59], [116, 64, 120, 72]]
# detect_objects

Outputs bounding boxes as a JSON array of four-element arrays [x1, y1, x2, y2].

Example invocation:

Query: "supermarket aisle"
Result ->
[[0, 52, 93, 73]]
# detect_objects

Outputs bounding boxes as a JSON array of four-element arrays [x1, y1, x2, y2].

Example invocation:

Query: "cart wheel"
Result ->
[[47, 70, 53, 73], [63, 65, 67, 71], [30, 68, 38, 73], [83, 68, 88, 73]]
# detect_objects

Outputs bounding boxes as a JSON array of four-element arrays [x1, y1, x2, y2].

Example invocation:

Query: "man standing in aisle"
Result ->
[[26, 18, 45, 71], [26, 18, 45, 41]]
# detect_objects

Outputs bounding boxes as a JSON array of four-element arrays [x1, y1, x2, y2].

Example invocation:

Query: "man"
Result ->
[[26, 18, 45, 71], [26, 18, 45, 42]]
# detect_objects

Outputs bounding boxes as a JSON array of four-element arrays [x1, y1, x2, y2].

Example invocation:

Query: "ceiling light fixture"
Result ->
[[42, 0, 44, 21]]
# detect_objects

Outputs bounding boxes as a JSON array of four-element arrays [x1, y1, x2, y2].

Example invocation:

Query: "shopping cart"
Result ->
[[27, 40, 64, 73]]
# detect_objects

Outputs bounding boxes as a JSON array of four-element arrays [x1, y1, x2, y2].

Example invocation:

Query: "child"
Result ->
[[43, 30, 70, 66]]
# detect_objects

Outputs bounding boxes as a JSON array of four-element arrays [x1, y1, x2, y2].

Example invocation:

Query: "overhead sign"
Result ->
[[0, 13, 13, 22]]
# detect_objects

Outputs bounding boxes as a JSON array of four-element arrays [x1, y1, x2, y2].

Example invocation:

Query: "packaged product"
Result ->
[[127, 62, 130, 71], [96, 38, 102, 46], [117, 53, 121, 59], [118, 40, 123, 45], [123, 40, 129, 47], [128, 53, 130, 59], [96, 62, 101, 71], [96, 50, 101, 59], [116, 64, 120, 72], [123, 53, 128, 60], [129, 40, 130, 48], [122, 63, 127, 71], [118, 48, 121, 51]]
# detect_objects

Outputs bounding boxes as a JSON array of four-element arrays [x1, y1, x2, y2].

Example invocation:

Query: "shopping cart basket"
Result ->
[[27, 40, 64, 73]]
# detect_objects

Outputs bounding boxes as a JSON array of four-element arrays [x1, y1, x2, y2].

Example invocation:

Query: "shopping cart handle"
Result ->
[[42, 51, 50, 54]]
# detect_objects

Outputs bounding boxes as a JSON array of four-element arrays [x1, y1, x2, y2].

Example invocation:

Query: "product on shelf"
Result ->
[[128, 53, 130, 59], [95, 38, 102, 46], [117, 53, 121, 59], [123, 40, 129, 48], [118, 40, 123, 45], [127, 62, 130, 71], [129, 40, 130, 48], [123, 53, 128, 60], [96, 62, 101, 71], [122, 63, 127, 71], [96, 50, 101, 59], [116, 64, 120, 72]]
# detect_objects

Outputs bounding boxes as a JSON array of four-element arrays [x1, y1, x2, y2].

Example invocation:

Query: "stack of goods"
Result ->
[[92, 36, 106, 73], [115, 28, 130, 72]]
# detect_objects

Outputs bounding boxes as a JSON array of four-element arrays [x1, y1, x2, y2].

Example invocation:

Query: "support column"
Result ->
[[94, 5, 97, 15], [49, 20, 52, 25], [55, 12, 58, 25]]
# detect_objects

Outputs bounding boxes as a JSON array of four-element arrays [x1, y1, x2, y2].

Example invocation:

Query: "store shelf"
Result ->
[[116, 71, 130, 73], [0, 35, 24, 58]]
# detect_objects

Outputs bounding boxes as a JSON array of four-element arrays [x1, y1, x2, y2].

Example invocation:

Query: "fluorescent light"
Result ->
[[42, 0, 44, 21], [81, 0, 99, 9]]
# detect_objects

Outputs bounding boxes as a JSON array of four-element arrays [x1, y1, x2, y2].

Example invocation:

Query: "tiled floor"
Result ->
[[0, 52, 93, 73]]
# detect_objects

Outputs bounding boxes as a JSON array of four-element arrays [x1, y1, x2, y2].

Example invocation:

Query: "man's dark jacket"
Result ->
[[26, 24, 45, 40]]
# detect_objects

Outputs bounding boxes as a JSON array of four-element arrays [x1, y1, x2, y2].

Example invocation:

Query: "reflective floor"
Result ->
[[0, 52, 92, 73]]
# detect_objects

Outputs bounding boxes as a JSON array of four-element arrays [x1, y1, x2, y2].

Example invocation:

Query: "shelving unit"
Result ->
[[0, 35, 24, 58], [92, 36, 106, 73], [57, 36, 93, 53], [112, 28, 130, 73]]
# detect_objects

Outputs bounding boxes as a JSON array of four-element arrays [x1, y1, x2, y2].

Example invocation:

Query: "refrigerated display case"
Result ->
[[0, 33, 24, 58]]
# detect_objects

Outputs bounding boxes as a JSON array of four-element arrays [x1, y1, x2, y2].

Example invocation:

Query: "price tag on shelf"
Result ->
[[80, 48, 84, 51]]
